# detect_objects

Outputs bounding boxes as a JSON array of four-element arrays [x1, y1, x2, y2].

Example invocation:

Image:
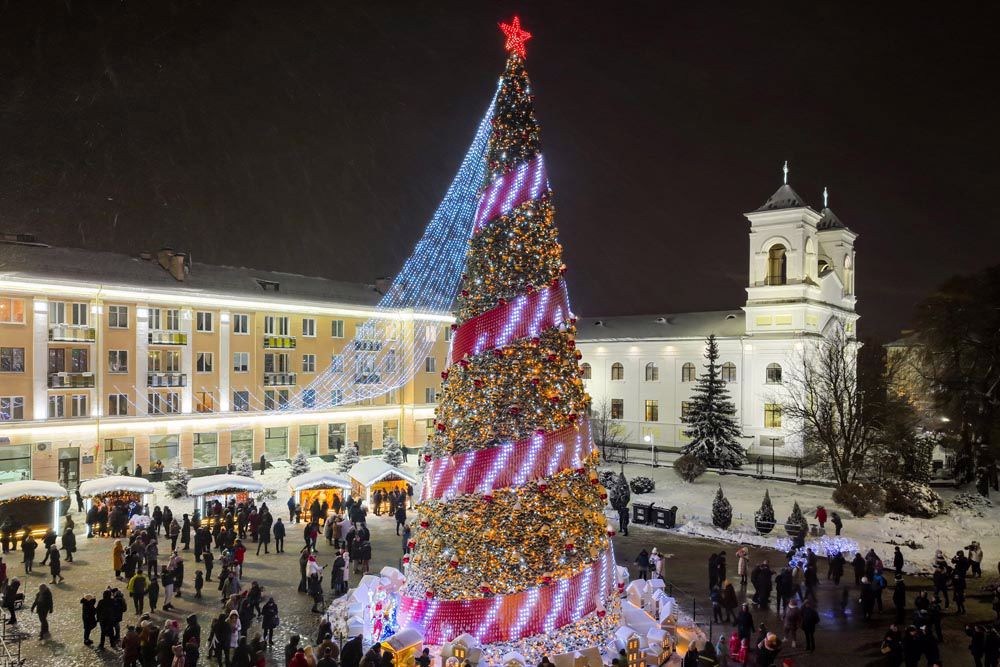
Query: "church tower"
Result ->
[[743, 164, 858, 338]]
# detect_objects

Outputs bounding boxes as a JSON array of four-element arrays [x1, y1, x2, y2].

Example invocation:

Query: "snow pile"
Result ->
[[951, 492, 992, 516]]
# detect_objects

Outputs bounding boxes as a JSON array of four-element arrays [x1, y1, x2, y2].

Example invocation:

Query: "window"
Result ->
[[302, 318, 316, 337], [386, 388, 399, 404], [383, 419, 399, 442], [108, 394, 128, 416], [148, 349, 180, 372], [765, 363, 783, 384], [0, 348, 25, 373], [264, 352, 290, 373], [48, 302, 66, 325], [721, 362, 737, 383], [196, 311, 214, 332], [233, 352, 249, 373], [444, 326, 453, 342], [233, 391, 250, 412], [611, 363, 624, 381], [0, 298, 25, 324], [298, 425, 318, 456], [196, 352, 214, 373], [331, 320, 344, 338], [233, 314, 249, 335], [610, 398, 624, 420], [0, 396, 25, 421], [108, 350, 128, 373], [767, 244, 787, 285], [681, 362, 696, 382], [192, 432, 218, 468], [104, 437, 134, 474], [331, 389, 344, 406], [108, 305, 129, 329], [265, 389, 289, 410], [264, 427, 288, 460], [386, 349, 397, 373], [424, 356, 436, 373], [330, 355, 344, 372], [424, 387, 436, 403], [71, 393, 89, 417], [255, 279, 280, 292], [302, 389, 316, 408], [264, 316, 289, 336], [149, 434, 180, 469], [149, 392, 179, 414], [580, 363, 592, 379], [0, 443, 31, 480], [48, 395, 65, 418], [764, 403, 782, 428], [151, 308, 180, 331], [71, 348, 89, 373], [165, 350, 180, 372], [231, 430, 254, 462], [424, 325, 437, 342], [328, 423, 346, 452], [644, 399, 659, 422], [165, 392, 180, 413], [302, 354, 316, 373], [73, 302, 89, 326], [645, 362, 659, 382], [681, 401, 693, 419], [195, 391, 214, 413]]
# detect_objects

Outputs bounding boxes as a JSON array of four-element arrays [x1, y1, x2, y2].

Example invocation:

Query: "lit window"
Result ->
[[195, 391, 214, 413], [721, 362, 737, 383], [610, 398, 624, 419], [766, 363, 783, 384], [644, 399, 659, 422], [0, 298, 25, 324], [610, 363, 624, 381], [681, 362, 696, 382], [764, 403, 782, 428], [580, 363, 592, 379], [645, 362, 659, 382], [681, 401, 693, 419], [48, 395, 65, 419]]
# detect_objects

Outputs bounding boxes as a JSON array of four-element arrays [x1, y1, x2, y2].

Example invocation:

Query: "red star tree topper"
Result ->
[[499, 15, 532, 59]]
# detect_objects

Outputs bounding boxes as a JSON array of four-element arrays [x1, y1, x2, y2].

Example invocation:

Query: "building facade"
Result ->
[[577, 180, 859, 460], [0, 239, 449, 486]]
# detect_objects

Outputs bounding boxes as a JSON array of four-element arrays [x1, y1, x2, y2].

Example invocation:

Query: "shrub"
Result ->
[[712, 486, 733, 529], [754, 489, 776, 534], [673, 454, 706, 483], [884, 479, 943, 518], [784, 501, 809, 538], [629, 476, 655, 494], [832, 481, 884, 518], [598, 470, 617, 489], [609, 472, 631, 512]]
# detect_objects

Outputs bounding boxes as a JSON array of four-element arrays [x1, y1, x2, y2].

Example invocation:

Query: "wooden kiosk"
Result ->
[[288, 470, 351, 525], [187, 474, 264, 519], [0, 480, 69, 541], [79, 476, 154, 513], [347, 459, 416, 508]]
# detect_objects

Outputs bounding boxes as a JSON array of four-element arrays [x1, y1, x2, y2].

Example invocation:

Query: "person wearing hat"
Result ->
[[756, 633, 782, 665]]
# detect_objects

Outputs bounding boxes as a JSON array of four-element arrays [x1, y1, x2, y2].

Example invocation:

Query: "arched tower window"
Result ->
[[580, 362, 592, 380], [644, 362, 659, 382], [681, 362, 696, 382], [767, 245, 787, 285], [610, 362, 624, 381]]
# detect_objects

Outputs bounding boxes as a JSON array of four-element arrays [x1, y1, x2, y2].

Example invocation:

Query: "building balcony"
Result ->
[[263, 335, 296, 349], [48, 324, 96, 343], [354, 372, 381, 385], [48, 372, 95, 388], [149, 330, 188, 346], [353, 339, 383, 352], [147, 372, 187, 388], [264, 372, 297, 386]]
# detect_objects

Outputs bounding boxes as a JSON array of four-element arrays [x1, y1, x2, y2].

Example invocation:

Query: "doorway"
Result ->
[[357, 424, 373, 456], [58, 446, 81, 489]]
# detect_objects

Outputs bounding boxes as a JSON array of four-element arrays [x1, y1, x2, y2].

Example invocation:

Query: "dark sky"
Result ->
[[2, 2, 997, 340]]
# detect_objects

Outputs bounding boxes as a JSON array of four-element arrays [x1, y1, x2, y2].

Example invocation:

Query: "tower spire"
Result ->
[[823, 186, 829, 208], [782, 160, 789, 185]]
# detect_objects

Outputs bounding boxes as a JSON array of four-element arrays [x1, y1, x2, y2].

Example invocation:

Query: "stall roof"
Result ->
[[383, 628, 423, 651], [187, 474, 264, 496], [0, 480, 68, 502], [347, 459, 417, 487], [288, 470, 352, 492], [79, 476, 155, 498]]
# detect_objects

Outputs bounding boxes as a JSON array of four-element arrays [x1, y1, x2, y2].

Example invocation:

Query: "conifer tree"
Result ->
[[165, 459, 191, 498], [337, 441, 360, 473], [712, 485, 732, 529], [609, 472, 631, 512], [784, 500, 809, 538], [102, 458, 118, 477], [754, 489, 776, 534], [235, 450, 255, 478], [681, 335, 746, 470], [382, 436, 405, 467], [289, 450, 311, 476]]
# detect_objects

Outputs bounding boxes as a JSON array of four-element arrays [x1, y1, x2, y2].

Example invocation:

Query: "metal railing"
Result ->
[[48, 324, 96, 342], [148, 330, 188, 345], [263, 372, 298, 386], [0, 615, 25, 666], [47, 371, 95, 388]]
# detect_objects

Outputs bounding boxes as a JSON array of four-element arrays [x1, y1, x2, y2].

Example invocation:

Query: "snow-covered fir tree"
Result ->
[[337, 441, 360, 473], [165, 459, 191, 498], [712, 485, 733, 529], [784, 500, 809, 538], [289, 450, 311, 476], [102, 458, 118, 477], [681, 335, 746, 470], [609, 472, 631, 512], [382, 436, 404, 467], [754, 489, 776, 534], [235, 450, 255, 478]]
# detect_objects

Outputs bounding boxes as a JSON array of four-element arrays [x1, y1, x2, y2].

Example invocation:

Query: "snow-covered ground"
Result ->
[[605, 463, 1000, 575]]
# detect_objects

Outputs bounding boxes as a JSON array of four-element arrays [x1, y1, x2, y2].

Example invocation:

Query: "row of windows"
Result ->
[[608, 397, 783, 427], [583, 361, 782, 384]]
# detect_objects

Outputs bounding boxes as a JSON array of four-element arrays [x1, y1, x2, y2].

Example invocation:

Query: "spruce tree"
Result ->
[[712, 485, 733, 529], [337, 441, 360, 473], [681, 335, 746, 470], [289, 450, 311, 476], [784, 500, 809, 538], [102, 458, 118, 477], [165, 459, 191, 498], [609, 472, 631, 512], [382, 436, 405, 467], [754, 489, 776, 534], [235, 450, 255, 478]]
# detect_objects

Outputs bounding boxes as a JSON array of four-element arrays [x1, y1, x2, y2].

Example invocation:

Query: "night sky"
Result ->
[[2, 2, 997, 340]]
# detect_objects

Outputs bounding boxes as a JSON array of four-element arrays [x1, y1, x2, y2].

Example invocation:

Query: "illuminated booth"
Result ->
[[187, 474, 264, 519], [79, 476, 154, 513], [382, 628, 424, 667], [347, 459, 417, 508], [288, 470, 351, 525], [0, 480, 69, 540]]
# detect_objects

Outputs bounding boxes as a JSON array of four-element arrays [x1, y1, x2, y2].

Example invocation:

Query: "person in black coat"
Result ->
[[801, 599, 820, 652], [284, 635, 301, 667], [851, 553, 866, 585], [3, 578, 20, 624], [394, 505, 406, 536], [40, 530, 56, 565], [62, 527, 76, 563], [30, 583, 54, 639], [95, 590, 117, 649], [273, 519, 286, 553], [340, 634, 364, 667], [256, 517, 271, 556], [261, 596, 279, 645], [80, 594, 98, 646], [48, 546, 64, 584], [181, 514, 192, 551], [735, 603, 754, 641]]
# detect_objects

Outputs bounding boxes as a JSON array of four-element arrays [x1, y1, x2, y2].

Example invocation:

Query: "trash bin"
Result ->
[[632, 502, 655, 525]]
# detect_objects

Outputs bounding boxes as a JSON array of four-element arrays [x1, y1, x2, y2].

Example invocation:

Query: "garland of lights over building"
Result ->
[[396, 18, 622, 656]]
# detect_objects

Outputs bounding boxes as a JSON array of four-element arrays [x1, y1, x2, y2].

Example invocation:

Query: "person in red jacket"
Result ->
[[233, 541, 246, 577], [814, 506, 827, 529]]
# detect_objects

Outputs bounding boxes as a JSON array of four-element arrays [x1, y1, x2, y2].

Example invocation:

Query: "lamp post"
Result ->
[[644, 434, 654, 467], [770, 437, 778, 475]]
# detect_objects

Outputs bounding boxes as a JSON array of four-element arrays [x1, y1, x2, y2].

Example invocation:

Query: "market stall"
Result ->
[[347, 459, 417, 509], [79, 476, 154, 513], [187, 474, 264, 520], [288, 470, 351, 525], [0, 480, 69, 542]]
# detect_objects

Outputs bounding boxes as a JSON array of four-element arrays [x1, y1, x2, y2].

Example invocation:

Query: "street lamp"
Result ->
[[644, 434, 654, 467], [770, 437, 779, 475]]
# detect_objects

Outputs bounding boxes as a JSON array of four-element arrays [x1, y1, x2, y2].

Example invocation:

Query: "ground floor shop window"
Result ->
[[193, 432, 218, 468], [298, 425, 318, 456], [149, 434, 179, 470], [328, 423, 345, 452], [105, 437, 134, 474], [231, 429, 254, 463], [264, 427, 288, 460], [0, 444, 31, 481], [382, 419, 399, 442]]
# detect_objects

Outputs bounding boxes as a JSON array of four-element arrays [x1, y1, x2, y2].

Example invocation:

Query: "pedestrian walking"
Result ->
[[48, 546, 64, 584], [80, 593, 98, 646], [814, 505, 827, 529], [618, 507, 629, 537], [3, 578, 20, 624], [735, 546, 750, 586], [782, 598, 802, 647], [801, 599, 819, 652], [261, 596, 279, 645], [128, 570, 149, 614], [21, 535, 36, 574], [62, 525, 76, 562], [273, 519, 286, 553], [830, 511, 843, 535], [148, 571, 160, 612], [30, 583, 53, 639], [635, 549, 650, 581], [892, 575, 906, 625], [195, 571, 204, 599], [95, 588, 118, 649]]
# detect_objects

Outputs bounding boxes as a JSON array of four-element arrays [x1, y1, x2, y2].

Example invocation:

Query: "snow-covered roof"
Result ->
[[348, 458, 416, 487], [576, 310, 745, 342], [79, 476, 155, 498], [288, 470, 352, 492], [818, 206, 848, 230], [187, 474, 264, 496], [0, 480, 68, 502], [383, 628, 423, 650]]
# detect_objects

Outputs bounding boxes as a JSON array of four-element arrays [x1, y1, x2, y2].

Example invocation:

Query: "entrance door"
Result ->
[[58, 447, 81, 489], [357, 424, 373, 456]]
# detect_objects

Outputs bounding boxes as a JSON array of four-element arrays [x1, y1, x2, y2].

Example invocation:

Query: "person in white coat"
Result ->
[[968, 541, 984, 577], [736, 546, 750, 586], [649, 548, 663, 579]]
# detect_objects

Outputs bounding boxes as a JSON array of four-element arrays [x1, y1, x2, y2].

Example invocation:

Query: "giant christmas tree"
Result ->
[[397, 18, 620, 655]]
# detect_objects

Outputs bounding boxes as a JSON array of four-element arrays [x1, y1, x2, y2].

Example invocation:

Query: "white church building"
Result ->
[[577, 175, 858, 462]]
